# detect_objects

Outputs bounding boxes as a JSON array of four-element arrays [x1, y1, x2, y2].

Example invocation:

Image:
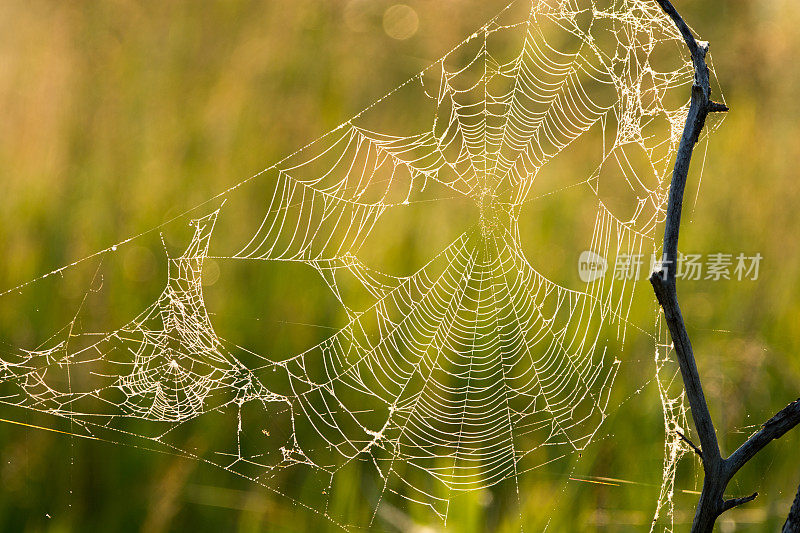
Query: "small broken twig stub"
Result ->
[[721, 492, 758, 513]]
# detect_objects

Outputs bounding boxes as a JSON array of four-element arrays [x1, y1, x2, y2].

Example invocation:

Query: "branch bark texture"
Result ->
[[784, 480, 800, 533], [650, 1, 800, 531]]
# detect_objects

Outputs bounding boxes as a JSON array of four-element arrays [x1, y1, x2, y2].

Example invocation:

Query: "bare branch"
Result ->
[[784, 480, 800, 533], [676, 429, 703, 460], [726, 399, 800, 477], [721, 492, 758, 513], [651, 1, 798, 531], [651, 0, 723, 475], [655, 0, 705, 58], [651, 277, 720, 467]]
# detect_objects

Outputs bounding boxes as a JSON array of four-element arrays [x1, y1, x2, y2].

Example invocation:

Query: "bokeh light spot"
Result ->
[[382, 4, 419, 41]]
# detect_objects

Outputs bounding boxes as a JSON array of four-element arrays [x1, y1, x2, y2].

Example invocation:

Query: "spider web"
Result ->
[[0, 0, 723, 530]]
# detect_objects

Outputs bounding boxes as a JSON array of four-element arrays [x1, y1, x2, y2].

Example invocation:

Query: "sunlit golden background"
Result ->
[[0, 0, 799, 531]]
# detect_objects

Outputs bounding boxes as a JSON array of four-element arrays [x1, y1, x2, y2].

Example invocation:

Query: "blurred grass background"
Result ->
[[0, 0, 799, 531]]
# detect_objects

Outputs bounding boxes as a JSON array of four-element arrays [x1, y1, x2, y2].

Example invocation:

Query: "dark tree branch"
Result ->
[[721, 492, 758, 513], [676, 429, 703, 460], [784, 480, 800, 533], [650, 1, 800, 531], [727, 399, 800, 477]]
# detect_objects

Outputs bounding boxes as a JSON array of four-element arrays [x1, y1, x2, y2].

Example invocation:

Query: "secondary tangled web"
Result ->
[[0, 0, 722, 530]]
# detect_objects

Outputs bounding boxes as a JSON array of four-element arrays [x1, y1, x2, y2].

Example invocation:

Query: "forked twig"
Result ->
[[651, 1, 800, 531]]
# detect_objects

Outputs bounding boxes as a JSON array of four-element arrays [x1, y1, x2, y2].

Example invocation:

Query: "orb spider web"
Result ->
[[0, 0, 723, 530]]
